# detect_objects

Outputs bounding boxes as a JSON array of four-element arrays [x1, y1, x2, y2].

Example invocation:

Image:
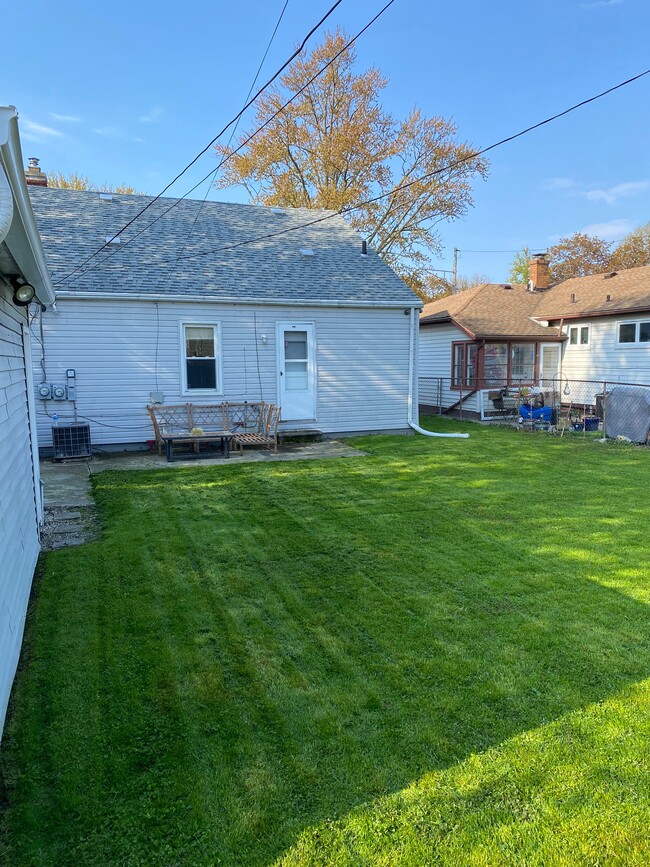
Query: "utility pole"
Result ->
[[452, 247, 459, 293]]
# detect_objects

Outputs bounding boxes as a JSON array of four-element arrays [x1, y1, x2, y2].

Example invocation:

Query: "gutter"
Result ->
[[407, 306, 469, 440], [53, 290, 423, 310], [0, 106, 55, 305], [0, 165, 12, 244]]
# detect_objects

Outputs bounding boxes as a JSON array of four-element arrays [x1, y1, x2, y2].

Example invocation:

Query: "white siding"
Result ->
[[0, 283, 40, 734], [418, 323, 480, 413], [32, 299, 413, 446], [561, 313, 650, 386]]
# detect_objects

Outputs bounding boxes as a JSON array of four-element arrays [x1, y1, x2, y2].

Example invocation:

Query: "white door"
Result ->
[[277, 322, 316, 421], [540, 344, 561, 388]]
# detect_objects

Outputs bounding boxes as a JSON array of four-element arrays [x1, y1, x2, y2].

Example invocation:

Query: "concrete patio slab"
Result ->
[[38, 440, 367, 550]]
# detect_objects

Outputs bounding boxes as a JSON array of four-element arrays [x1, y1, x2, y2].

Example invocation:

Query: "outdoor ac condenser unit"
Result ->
[[52, 423, 92, 460]]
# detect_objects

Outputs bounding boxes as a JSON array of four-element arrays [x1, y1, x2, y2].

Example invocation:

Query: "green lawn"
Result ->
[[1, 420, 650, 866]]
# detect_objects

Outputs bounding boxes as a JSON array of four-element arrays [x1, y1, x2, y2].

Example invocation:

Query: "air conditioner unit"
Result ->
[[52, 423, 92, 460]]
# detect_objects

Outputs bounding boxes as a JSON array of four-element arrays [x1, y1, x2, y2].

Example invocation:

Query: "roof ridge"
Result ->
[[453, 282, 489, 319]]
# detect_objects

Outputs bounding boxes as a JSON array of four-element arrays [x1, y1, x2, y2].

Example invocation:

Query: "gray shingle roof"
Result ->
[[28, 187, 419, 306]]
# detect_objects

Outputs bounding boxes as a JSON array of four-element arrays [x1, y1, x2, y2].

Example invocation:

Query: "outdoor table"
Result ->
[[161, 430, 234, 462]]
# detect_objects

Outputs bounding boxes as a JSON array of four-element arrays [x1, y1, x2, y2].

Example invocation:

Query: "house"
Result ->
[[26, 184, 422, 450], [419, 254, 650, 417], [0, 109, 55, 734]]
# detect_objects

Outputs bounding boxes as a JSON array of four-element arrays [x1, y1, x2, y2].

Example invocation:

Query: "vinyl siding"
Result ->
[[0, 284, 40, 735], [561, 313, 650, 385], [418, 322, 480, 413], [32, 298, 413, 445]]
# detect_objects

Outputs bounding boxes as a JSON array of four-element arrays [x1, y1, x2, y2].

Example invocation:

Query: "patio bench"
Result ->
[[146, 402, 279, 459]]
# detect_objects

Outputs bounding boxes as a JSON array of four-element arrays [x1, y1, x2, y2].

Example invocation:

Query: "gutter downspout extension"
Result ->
[[407, 307, 469, 439]]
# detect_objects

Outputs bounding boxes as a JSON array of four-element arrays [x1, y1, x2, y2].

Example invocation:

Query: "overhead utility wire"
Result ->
[[168, 66, 650, 264], [166, 0, 291, 266], [58, 0, 398, 288], [152, 0, 291, 389], [53, 0, 344, 286]]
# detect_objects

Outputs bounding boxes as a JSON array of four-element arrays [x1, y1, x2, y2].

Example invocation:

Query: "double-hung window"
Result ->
[[618, 320, 650, 345], [182, 323, 221, 393]]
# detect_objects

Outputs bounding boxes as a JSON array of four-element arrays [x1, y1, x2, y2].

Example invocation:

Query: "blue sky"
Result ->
[[3, 0, 649, 281]]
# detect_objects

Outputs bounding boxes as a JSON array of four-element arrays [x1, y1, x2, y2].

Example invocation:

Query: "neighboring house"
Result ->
[[27, 186, 421, 449], [0, 108, 55, 734], [419, 255, 650, 416]]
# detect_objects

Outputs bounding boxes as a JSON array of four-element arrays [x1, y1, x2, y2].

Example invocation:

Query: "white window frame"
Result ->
[[179, 321, 223, 396], [616, 319, 650, 348], [567, 323, 590, 348]]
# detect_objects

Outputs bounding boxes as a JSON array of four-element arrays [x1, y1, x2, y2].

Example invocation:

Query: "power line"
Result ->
[[151, 0, 292, 390], [164, 65, 650, 265], [167, 0, 291, 268], [57, 0, 398, 288], [53, 0, 345, 286]]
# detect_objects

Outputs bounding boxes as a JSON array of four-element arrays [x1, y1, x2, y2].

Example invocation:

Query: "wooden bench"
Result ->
[[147, 402, 279, 458], [232, 403, 280, 454]]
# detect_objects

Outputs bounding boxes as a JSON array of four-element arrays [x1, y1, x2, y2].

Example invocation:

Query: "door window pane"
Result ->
[[511, 344, 535, 383], [541, 347, 560, 384], [640, 321, 650, 343], [483, 344, 508, 386], [619, 323, 636, 343], [284, 331, 307, 360], [285, 361, 308, 391]]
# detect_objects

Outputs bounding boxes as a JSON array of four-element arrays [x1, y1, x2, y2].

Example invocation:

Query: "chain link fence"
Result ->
[[419, 376, 650, 444]]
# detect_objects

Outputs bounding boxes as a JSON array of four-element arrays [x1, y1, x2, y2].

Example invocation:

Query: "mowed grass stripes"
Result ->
[[1, 420, 649, 865]]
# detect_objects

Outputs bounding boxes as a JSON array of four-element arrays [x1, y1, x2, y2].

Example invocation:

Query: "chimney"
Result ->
[[25, 157, 48, 187], [528, 253, 549, 290]]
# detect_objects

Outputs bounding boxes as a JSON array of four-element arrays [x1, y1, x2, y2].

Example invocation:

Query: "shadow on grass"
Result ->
[[1, 421, 649, 865]]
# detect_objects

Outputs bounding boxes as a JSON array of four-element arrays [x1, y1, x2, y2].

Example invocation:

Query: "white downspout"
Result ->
[[407, 306, 469, 439], [0, 165, 13, 244]]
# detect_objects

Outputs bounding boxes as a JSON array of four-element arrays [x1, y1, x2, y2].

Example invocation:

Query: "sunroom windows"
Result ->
[[451, 340, 541, 389]]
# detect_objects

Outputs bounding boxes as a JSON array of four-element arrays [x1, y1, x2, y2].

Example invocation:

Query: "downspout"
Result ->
[[0, 165, 13, 244], [408, 307, 469, 439]]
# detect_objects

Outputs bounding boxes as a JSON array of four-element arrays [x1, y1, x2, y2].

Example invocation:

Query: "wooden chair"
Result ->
[[232, 403, 280, 454]]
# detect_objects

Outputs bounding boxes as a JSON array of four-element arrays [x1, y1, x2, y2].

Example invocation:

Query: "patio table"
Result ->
[[161, 430, 234, 462]]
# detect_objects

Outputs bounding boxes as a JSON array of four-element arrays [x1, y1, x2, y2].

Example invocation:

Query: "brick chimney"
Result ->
[[528, 253, 549, 290], [25, 157, 48, 187]]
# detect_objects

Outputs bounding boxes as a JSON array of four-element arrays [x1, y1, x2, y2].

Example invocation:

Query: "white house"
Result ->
[[27, 186, 422, 450], [419, 255, 650, 417], [0, 108, 55, 734]]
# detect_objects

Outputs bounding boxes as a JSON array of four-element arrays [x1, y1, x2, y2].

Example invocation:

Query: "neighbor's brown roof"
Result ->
[[420, 265, 650, 337], [533, 265, 650, 319], [420, 283, 563, 339]]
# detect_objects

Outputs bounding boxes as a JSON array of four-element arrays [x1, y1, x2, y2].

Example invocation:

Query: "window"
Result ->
[[618, 320, 650, 345], [451, 341, 537, 389], [568, 325, 590, 346], [511, 343, 535, 384], [182, 324, 220, 392], [451, 342, 478, 389], [483, 343, 508, 386]]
